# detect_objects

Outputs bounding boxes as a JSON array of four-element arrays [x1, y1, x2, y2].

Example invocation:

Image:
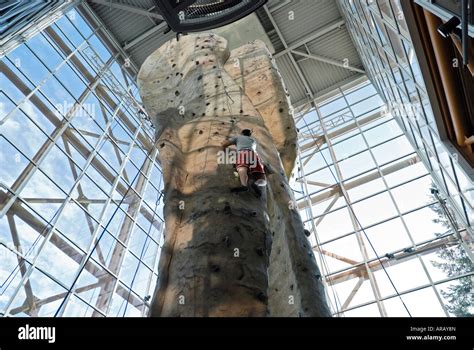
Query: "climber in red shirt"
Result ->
[[222, 129, 266, 196]]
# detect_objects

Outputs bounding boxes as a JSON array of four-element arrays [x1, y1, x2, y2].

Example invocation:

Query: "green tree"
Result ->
[[429, 189, 473, 317]]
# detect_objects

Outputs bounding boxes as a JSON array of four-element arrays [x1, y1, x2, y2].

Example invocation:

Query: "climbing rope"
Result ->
[[198, 36, 237, 188]]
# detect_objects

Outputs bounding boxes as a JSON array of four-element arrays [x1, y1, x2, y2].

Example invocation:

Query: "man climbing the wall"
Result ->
[[222, 129, 267, 196]]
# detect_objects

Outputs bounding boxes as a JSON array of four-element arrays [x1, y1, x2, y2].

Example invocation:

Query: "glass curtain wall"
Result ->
[[0, 7, 164, 317], [295, 78, 473, 317], [338, 0, 474, 230]]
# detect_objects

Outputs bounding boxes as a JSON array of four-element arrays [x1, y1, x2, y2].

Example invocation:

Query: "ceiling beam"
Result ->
[[274, 19, 345, 58], [268, 0, 292, 13], [88, 0, 162, 20], [291, 49, 365, 74], [263, 4, 314, 100], [123, 22, 168, 51]]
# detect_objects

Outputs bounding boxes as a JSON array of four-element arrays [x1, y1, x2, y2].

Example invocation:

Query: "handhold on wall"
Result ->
[[257, 291, 268, 302]]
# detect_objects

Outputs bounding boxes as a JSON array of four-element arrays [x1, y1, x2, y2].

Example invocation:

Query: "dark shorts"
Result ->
[[236, 150, 265, 174]]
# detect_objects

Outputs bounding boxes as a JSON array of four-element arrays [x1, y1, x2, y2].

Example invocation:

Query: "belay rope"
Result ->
[[199, 35, 236, 188]]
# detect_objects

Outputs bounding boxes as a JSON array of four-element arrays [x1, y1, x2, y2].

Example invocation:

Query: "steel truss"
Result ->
[[1, 5, 164, 317]]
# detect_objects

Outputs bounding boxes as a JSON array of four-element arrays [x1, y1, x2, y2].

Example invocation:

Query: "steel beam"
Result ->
[[274, 19, 346, 59], [298, 155, 420, 209], [88, 0, 163, 20], [291, 49, 365, 74], [123, 22, 168, 51]]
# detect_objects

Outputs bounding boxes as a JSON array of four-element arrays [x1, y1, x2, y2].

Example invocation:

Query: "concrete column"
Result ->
[[138, 33, 330, 317]]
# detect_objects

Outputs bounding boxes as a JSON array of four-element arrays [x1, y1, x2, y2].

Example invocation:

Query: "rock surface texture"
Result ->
[[138, 33, 330, 317]]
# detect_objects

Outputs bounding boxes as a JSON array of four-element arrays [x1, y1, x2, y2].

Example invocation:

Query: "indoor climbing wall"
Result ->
[[137, 33, 330, 317]]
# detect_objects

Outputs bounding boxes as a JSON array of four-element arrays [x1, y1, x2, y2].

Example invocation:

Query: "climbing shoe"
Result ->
[[251, 183, 262, 198]]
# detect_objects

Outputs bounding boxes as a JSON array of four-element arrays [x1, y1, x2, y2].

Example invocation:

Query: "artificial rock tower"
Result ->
[[138, 33, 330, 317]]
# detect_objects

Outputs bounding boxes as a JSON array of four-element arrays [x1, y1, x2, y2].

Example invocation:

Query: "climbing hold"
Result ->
[[211, 265, 220, 273], [304, 229, 311, 237], [257, 292, 267, 302], [256, 248, 263, 256], [198, 130, 203, 135]]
